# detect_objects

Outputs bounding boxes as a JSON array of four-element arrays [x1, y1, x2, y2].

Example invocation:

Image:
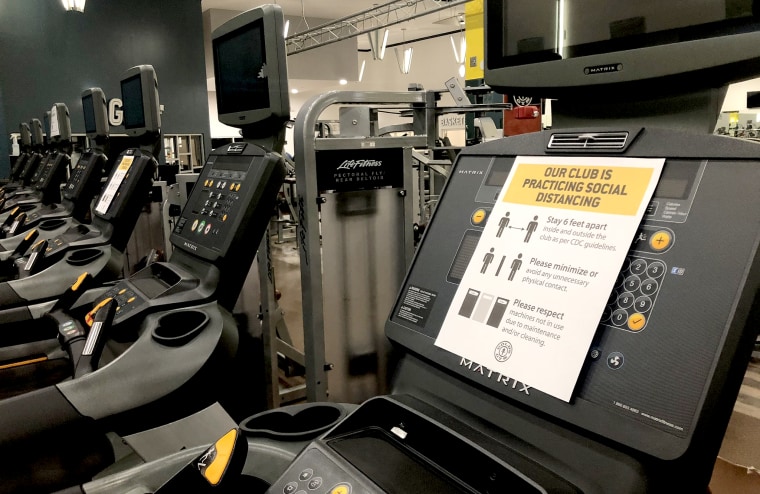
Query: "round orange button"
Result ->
[[649, 230, 672, 251], [627, 313, 646, 331], [471, 209, 487, 225]]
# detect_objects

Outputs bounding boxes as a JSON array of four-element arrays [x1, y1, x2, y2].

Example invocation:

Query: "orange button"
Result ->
[[471, 208, 487, 225], [222, 214, 227, 222], [627, 313, 646, 331], [330, 484, 351, 494], [235, 183, 241, 191], [230, 183, 235, 191], [127, 297, 136, 304], [649, 230, 672, 251]]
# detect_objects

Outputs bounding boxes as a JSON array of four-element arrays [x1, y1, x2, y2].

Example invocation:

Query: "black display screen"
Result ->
[[82, 94, 97, 134], [214, 19, 270, 114], [490, 0, 760, 68], [330, 431, 468, 494], [212, 155, 253, 172], [121, 74, 145, 129]]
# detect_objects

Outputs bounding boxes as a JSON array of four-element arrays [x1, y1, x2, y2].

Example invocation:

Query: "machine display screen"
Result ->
[[211, 155, 252, 173], [330, 431, 468, 494], [213, 19, 270, 114], [82, 94, 97, 134], [491, 0, 758, 67], [121, 74, 146, 130]]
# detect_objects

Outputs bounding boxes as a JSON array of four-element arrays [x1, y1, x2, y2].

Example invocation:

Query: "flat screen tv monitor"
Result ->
[[212, 4, 290, 128], [29, 119, 44, 147], [120, 65, 160, 137], [484, 0, 760, 96], [19, 123, 31, 148], [82, 88, 109, 138]]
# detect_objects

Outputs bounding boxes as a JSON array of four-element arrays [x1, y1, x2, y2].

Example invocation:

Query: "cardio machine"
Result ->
[[81, 3, 760, 494], [0, 66, 159, 346], [4, 123, 34, 190], [0, 89, 111, 247], [0, 7, 293, 493], [0, 105, 72, 221], [1, 119, 46, 198]]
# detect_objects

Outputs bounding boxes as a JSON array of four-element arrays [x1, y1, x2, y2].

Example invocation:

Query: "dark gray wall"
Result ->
[[0, 88, 8, 177], [0, 0, 211, 176]]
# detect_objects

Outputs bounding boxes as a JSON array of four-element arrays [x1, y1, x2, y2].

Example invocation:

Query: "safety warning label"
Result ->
[[397, 285, 438, 327], [435, 155, 664, 401]]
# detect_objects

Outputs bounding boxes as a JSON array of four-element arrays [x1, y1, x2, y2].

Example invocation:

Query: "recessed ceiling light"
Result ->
[[291, 88, 299, 94], [339, 79, 348, 85]]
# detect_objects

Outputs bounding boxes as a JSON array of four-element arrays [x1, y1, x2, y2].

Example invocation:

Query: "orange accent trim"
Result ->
[[0, 356, 47, 370]]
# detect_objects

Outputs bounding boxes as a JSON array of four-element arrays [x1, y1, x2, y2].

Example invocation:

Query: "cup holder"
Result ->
[[39, 218, 67, 231], [66, 248, 104, 266], [240, 403, 345, 441], [152, 310, 209, 347]]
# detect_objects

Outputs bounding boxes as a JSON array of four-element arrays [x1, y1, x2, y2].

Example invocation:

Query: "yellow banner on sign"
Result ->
[[117, 156, 134, 171], [503, 163, 654, 216]]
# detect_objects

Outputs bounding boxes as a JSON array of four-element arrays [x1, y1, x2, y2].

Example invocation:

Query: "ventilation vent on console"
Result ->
[[548, 132, 629, 150]]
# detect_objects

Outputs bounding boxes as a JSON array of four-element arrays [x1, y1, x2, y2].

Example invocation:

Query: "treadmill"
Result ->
[[0, 105, 71, 219], [0, 67, 159, 344], [3, 123, 33, 190], [1, 119, 45, 199], [0, 9, 293, 491], [0, 89, 111, 247], [77, 3, 760, 493]]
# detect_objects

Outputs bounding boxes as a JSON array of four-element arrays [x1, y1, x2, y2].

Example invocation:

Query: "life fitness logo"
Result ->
[[108, 98, 123, 126], [336, 159, 383, 171]]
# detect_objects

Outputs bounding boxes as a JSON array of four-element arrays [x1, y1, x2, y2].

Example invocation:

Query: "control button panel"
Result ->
[[601, 256, 666, 333], [271, 448, 356, 494], [100, 283, 146, 318]]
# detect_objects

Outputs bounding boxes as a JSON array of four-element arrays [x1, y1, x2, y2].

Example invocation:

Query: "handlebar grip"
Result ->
[[2, 206, 20, 227], [51, 272, 95, 313], [7, 211, 26, 236], [12, 228, 39, 257]]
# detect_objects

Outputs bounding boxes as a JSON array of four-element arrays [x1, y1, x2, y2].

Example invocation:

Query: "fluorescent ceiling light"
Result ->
[[61, 0, 85, 12], [450, 35, 466, 64], [359, 60, 366, 82], [395, 47, 413, 74], [284, 20, 290, 38], [368, 29, 389, 60]]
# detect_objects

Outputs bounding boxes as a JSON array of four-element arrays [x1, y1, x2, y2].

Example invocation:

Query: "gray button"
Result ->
[[299, 468, 314, 481]]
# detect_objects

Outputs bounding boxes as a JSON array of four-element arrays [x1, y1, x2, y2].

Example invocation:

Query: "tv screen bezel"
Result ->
[[81, 88, 109, 139], [29, 118, 44, 147], [484, 0, 760, 97], [119, 65, 160, 137], [211, 4, 290, 128]]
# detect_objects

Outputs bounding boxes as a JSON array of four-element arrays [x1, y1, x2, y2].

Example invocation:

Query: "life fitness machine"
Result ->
[[0, 89, 111, 248], [0, 104, 72, 219], [0, 6, 293, 493], [0, 67, 158, 347], [76, 3, 760, 493]]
